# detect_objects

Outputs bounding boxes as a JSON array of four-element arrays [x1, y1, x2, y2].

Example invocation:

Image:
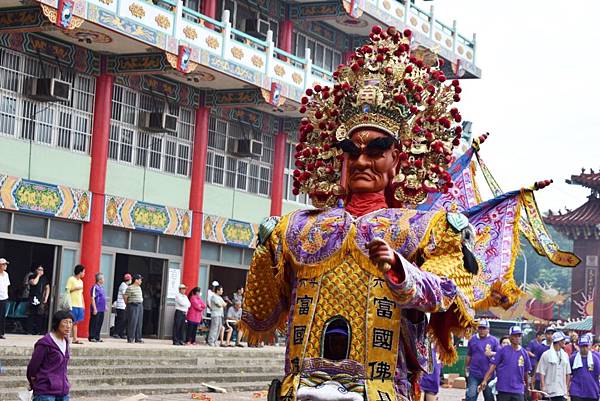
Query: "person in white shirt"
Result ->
[[0, 258, 10, 339], [206, 280, 219, 312], [537, 331, 571, 401], [173, 284, 190, 346], [226, 300, 243, 347], [207, 286, 227, 347], [112, 273, 131, 339]]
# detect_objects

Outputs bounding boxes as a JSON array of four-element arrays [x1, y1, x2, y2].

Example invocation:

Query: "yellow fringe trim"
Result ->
[[428, 294, 477, 366], [499, 192, 525, 308]]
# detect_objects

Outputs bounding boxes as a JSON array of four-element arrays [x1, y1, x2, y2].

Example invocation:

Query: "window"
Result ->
[[159, 235, 184, 256], [206, 115, 273, 196], [0, 47, 95, 152], [0, 211, 11, 233], [219, 0, 278, 45], [109, 83, 195, 176], [102, 227, 129, 248], [13, 214, 47, 238], [131, 232, 157, 252], [293, 32, 342, 73], [49, 219, 81, 242], [283, 142, 311, 205]]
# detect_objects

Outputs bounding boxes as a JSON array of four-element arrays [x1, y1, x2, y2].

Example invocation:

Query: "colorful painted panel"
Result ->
[[0, 7, 48, 32], [104, 195, 192, 238], [202, 214, 258, 248], [114, 75, 199, 108], [0, 174, 91, 221], [0, 32, 99, 75]]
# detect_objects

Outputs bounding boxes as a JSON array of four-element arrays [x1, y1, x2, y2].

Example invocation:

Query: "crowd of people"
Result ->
[[468, 322, 599, 401], [4, 259, 600, 401], [0, 257, 247, 348], [418, 320, 600, 401]]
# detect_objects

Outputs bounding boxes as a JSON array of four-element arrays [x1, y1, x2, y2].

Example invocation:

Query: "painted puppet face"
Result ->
[[344, 129, 399, 194]]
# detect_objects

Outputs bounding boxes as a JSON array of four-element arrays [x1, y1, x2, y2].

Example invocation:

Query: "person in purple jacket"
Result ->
[[480, 326, 532, 401], [420, 346, 442, 401], [27, 309, 73, 401], [569, 334, 600, 401], [465, 319, 499, 401], [88, 273, 107, 343]]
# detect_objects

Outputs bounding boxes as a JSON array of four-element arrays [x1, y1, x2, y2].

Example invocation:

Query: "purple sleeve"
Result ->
[[26, 343, 45, 384], [467, 339, 473, 357], [525, 351, 532, 372], [491, 346, 503, 366], [384, 254, 457, 312]]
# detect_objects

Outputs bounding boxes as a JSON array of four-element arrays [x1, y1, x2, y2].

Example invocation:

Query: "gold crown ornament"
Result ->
[[293, 25, 464, 207]]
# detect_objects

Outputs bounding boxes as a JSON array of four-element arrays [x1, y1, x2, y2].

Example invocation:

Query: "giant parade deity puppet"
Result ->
[[239, 26, 542, 401]]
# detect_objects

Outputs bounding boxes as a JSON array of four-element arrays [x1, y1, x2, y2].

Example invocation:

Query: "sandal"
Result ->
[[72, 340, 84, 344]]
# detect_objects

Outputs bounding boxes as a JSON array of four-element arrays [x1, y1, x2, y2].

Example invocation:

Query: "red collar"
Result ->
[[345, 192, 388, 217]]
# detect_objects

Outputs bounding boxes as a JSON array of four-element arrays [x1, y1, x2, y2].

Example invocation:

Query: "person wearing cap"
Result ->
[[206, 281, 219, 309], [124, 274, 144, 343], [465, 319, 499, 401], [112, 273, 132, 339], [0, 258, 9, 339], [173, 283, 190, 346], [480, 326, 532, 401], [537, 331, 571, 401], [569, 334, 600, 401], [529, 326, 557, 396]]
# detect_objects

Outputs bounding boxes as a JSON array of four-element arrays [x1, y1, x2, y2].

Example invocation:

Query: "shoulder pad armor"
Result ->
[[447, 212, 469, 232], [258, 216, 281, 246]]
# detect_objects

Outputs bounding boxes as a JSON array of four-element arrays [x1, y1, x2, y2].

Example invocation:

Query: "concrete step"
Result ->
[[0, 355, 283, 367], [0, 381, 273, 400], [1, 364, 283, 377], [0, 344, 285, 359], [0, 371, 282, 388]]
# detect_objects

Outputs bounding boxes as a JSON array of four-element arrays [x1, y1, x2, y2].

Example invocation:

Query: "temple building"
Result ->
[[545, 169, 600, 334], [0, 0, 480, 339]]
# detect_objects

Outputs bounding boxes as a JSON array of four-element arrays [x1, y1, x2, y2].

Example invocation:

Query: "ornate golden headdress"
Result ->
[[293, 26, 463, 207]]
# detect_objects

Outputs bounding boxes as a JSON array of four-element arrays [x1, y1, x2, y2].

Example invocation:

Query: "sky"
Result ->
[[414, 0, 599, 213]]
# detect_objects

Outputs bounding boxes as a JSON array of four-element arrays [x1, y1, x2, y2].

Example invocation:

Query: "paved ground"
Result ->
[[2, 334, 469, 401], [84, 388, 467, 401], [79, 388, 466, 401]]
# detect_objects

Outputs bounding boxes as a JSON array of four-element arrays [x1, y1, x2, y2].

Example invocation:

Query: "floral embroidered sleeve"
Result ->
[[239, 215, 291, 345], [385, 211, 477, 364], [384, 254, 457, 312]]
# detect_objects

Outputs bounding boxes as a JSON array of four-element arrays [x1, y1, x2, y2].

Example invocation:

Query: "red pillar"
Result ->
[[201, 0, 217, 29], [201, 0, 217, 18], [182, 107, 210, 289], [270, 132, 287, 217], [79, 69, 114, 338], [278, 20, 294, 53]]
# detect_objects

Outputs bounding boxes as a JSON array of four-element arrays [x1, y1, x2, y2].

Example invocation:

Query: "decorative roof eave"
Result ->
[[559, 316, 593, 331], [566, 170, 600, 190], [547, 225, 600, 241], [544, 196, 600, 239]]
